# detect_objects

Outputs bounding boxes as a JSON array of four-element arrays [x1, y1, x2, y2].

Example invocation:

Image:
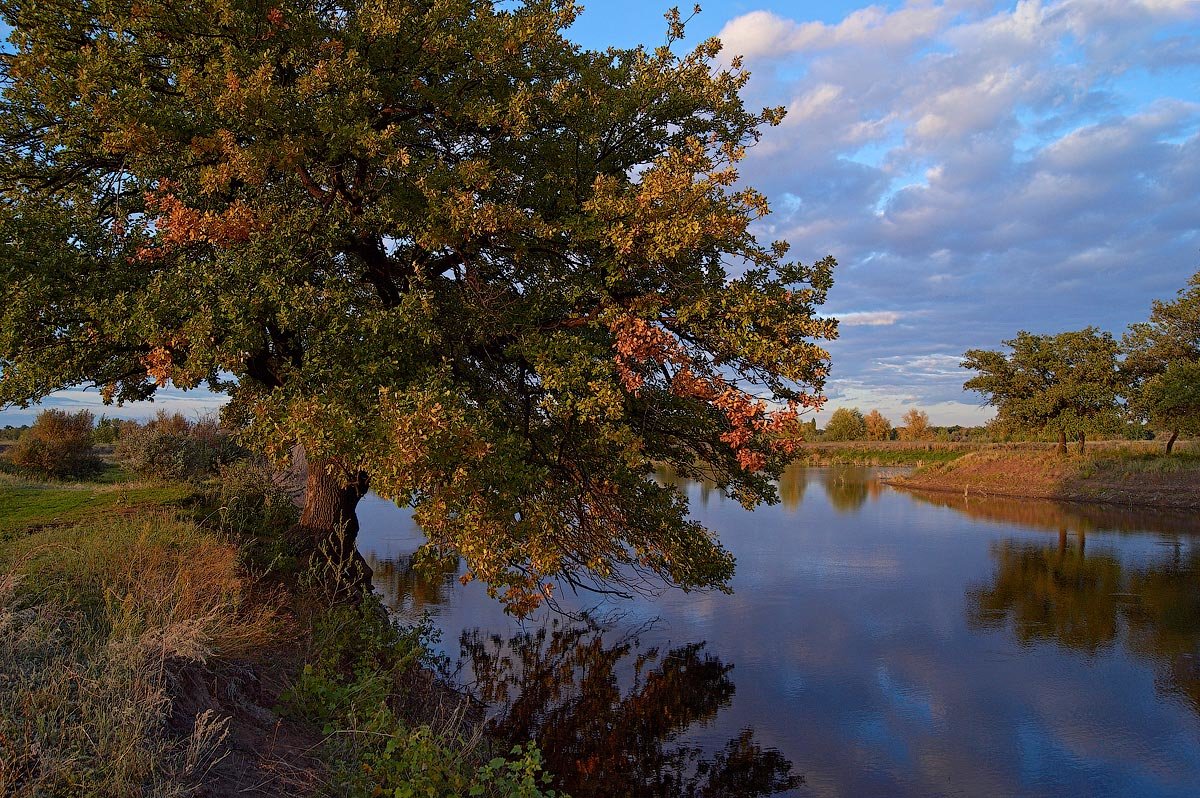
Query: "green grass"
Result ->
[[0, 472, 194, 540], [799, 442, 975, 466]]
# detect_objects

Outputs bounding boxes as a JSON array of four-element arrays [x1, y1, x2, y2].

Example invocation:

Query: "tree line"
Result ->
[[814, 407, 939, 442], [962, 269, 1200, 454]]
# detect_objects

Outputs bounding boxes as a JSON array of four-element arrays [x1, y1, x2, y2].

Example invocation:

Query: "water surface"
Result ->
[[356, 465, 1200, 797]]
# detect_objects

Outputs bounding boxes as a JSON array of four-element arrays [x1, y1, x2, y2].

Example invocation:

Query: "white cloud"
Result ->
[[837, 310, 907, 326], [0, 387, 227, 426], [719, 1, 1200, 412]]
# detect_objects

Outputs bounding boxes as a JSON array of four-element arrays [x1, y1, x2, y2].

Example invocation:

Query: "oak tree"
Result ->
[[0, 1, 837, 612], [1123, 270, 1200, 453], [962, 328, 1121, 454]]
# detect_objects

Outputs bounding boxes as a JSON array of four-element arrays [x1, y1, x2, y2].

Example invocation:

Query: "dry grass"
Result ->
[[891, 444, 1200, 511], [0, 512, 286, 797]]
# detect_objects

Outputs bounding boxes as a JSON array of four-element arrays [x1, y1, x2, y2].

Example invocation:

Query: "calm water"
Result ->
[[356, 465, 1200, 797]]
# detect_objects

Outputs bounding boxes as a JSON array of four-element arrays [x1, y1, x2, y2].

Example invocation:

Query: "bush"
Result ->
[[91, 415, 127, 445], [209, 460, 297, 532], [4, 409, 100, 479], [0, 425, 28, 442], [284, 595, 562, 798], [116, 412, 243, 481]]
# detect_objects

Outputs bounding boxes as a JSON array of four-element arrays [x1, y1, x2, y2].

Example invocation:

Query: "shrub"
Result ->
[[4, 409, 100, 479], [283, 595, 561, 798], [208, 460, 297, 535], [116, 412, 243, 481], [92, 415, 126, 445], [0, 425, 28, 442]]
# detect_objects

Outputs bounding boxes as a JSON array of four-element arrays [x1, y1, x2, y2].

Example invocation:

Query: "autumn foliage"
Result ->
[[0, 1, 837, 612], [4, 409, 100, 479]]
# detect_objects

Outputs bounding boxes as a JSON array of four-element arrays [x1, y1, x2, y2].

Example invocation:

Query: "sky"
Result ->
[[2, 1, 1199, 427]]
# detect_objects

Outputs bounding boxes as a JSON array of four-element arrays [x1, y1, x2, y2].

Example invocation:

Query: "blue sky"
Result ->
[[3, 1, 1199, 427]]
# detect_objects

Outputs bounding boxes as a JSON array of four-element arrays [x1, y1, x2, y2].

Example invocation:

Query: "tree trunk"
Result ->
[[1077, 431, 1086, 454], [297, 456, 372, 590], [1058, 429, 1067, 455], [1166, 429, 1179, 455]]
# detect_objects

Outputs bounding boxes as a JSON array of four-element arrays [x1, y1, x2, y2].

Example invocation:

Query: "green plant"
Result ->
[[116, 412, 243, 481], [282, 590, 562, 797], [0, 512, 281, 797], [1, 0, 838, 612], [208, 459, 298, 536], [334, 720, 561, 798]]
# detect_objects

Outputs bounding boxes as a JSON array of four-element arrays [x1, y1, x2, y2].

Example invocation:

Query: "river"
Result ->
[[355, 464, 1200, 798]]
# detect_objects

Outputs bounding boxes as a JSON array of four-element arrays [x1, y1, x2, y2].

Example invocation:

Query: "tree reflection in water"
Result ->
[[461, 621, 801, 797], [364, 552, 459, 614], [969, 536, 1200, 711], [817, 466, 880, 513]]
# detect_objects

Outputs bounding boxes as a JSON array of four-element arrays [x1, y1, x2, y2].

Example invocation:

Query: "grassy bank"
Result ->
[[888, 442, 1200, 511], [0, 469, 562, 797], [794, 440, 1073, 467]]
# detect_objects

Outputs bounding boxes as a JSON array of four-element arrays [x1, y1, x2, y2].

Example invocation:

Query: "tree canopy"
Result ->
[[822, 407, 866, 442], [1123, 270, 1200, 452], [897, 408, 930, 441], [0, 1, 837, 612], [863, 409, 891, 441], [962, 328, 1121, 452]]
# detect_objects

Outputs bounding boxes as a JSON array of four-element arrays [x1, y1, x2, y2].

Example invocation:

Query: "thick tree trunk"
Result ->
[[1058, 429, 1067, 455], [297, 456, 372, 590], [1166, 429, 1179, 455], [1077, 431, 1086, 454]]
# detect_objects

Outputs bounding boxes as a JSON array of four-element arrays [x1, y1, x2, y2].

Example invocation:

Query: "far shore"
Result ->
[[881, 442, 1200, 512]]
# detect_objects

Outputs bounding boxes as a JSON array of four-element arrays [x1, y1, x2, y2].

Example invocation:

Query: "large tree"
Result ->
[[1123, 270, 1200, 453], [0, 1, 837, 612], [962, 328, 1121, 454]]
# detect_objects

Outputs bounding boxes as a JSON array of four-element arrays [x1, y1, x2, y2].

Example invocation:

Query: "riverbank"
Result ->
[[0, 467, 558, 797], [887, 444, 1200, 511]]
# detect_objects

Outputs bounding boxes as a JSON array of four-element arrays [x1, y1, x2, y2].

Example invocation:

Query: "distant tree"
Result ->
[[5, 409, 99, 478], [863, 410, 892, 441], [92, 415, 122, 445], [963, 328, 1122, 454], [897, 409, 932, 441], [1123, 270, 1200, 453], [822, 407, 868, 442]]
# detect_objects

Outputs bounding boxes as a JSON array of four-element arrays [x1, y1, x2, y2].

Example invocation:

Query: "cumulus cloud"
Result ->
[[723, 0, 1200, 424]]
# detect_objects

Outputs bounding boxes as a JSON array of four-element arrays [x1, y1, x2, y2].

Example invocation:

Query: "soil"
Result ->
[[886, 450, 1200, 511]]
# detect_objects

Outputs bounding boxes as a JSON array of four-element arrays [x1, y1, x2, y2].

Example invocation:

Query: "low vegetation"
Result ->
[[0, 426, 566, 797], [115, 411, 244, 482], [2, 409, 100, 479], [0, 509, 282, 796], [797, 440, 978, 466], [890, 442, 1200, 510]]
